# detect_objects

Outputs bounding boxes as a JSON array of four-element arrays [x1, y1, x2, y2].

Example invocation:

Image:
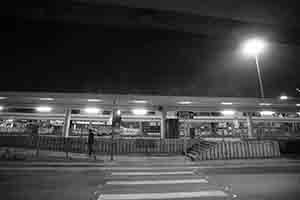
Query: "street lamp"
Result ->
[[242, 38, 267, 99]]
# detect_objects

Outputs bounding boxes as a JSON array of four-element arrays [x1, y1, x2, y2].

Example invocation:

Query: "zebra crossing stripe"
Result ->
[[111, 171, 193, 176], [98, 191, 228, 200], [99, 166, 198, 170], [106, 179, 208, 185]]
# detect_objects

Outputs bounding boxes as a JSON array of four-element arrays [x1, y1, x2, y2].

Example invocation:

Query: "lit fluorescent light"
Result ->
[[297, 112, 300, 116], [221, 110, 236, 116], [259, 103, 272, 106], [87, 99, 102, 102], [0, 106, 3, 110], [280, 95, 288, 100], [116, 110, 121, 115], [131, 100, 148, 104], [39, 98, 54, 101], [132, 108, 148, 115], [177, 101, 192, 105], [221, 102, 233, 105], [76, 121, 89, 125], [260, 111, 275, 116], [296, 104, 300, 107], [0, 97, 7, 100], [36, 106, 52, 112], [84, 107, 100, 114]]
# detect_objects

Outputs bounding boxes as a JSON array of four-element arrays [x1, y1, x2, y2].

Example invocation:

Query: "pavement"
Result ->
[[2, 147, 300, 168], [0, 147, 100, 162]]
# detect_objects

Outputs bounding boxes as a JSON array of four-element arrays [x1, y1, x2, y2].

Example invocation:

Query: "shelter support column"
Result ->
[[160, 108, 166, 139], [246, 113, 254, 138], [63, 108, 72, 137]]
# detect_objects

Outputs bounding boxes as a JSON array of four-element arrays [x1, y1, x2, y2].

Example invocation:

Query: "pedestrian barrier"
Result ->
[[0, 136, 198, 155], [192, 140, 280, 160], [186, 139, 217, 161], [0, 136, 281, 159]]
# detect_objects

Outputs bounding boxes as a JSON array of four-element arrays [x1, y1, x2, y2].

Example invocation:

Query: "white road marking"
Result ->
[[99, 166, 198, 171], [106, 179, 208, 185], [0, 167, 101, 171], [111, 171, 194, 176], [2, 162, 299, 172], [98, 191, 228, 200], [2, 163, 300, 171]]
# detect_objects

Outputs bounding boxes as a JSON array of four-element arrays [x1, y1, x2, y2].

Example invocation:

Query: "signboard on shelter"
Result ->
[[177, 111, 194, 119]]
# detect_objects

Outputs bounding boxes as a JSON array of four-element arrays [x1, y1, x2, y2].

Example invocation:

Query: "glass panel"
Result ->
[[0, 119, 63, 136], [70, 120, 111, 137]]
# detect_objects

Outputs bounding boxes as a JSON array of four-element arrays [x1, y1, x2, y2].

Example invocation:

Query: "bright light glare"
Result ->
[[297, 112, 300, 116], [242, 38, 266, 57], [87, 99, 102, 102], [297, 104, 300, 107], [221, 110, 236, 116], [177, 101, 192, 105], [39, 98, 54, 101], [132, 108, 148, 115], [280, 95, 288, 100], [0, 97, 7, 100], [131, 100, 148, 104], [0, 106, 3, 110], [84, 107, 100, 114], [36, 106, 52, 112], [260, 111, 275, 116], [116, 110, 121, 115], [221, 102, 233, 105], [259, 103, 272, 106]]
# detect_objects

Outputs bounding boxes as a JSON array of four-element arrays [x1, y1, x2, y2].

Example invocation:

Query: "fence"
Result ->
[[197, 140, 281, 160], [0, 136, 281, 159], [0, 136, 200, 155]]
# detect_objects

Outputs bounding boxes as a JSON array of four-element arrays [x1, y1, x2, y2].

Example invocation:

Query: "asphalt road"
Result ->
[[0, 169, 106, 200], [198, 166, 300, 200], [0, 163, 300, 200]]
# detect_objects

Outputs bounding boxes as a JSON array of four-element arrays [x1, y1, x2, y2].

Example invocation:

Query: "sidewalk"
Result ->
[[0, 147, 104, 163], [1, 147, 300, 168]]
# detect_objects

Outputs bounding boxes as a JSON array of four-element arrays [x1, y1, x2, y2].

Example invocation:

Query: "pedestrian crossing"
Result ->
[[97, 163, 232, 200], [111, 171, 194, 176], [99, 191, 228, 200], [106, 179, 208, 185]]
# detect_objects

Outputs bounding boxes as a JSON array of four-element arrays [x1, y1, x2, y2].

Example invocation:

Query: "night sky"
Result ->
[[3, 2, 300, 98]]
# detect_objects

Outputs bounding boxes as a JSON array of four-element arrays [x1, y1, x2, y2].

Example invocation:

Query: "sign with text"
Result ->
[[177, 111, 194, 119]]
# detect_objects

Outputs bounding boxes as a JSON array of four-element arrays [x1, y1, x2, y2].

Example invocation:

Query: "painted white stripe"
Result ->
[[100, 166, 198, 171], [2, 162, 300, 171], [111, 171, 193, 176], [98, 191, 228, 200], [0, 167, 101, 171], [106, 179, 208, 185]]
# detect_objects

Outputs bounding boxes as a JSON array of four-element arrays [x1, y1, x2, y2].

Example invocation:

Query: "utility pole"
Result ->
[[110, 99, 116, 161], [110, 98, 121, 161], [255, 55, 265, 99]]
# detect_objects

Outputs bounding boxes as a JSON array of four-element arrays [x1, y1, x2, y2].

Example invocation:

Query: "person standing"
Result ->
[[27, 121, 40, 156], [88, 129, 96, 160]]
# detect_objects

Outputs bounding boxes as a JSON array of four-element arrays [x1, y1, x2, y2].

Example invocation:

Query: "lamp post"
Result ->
[[242, 38, 267, 99]]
